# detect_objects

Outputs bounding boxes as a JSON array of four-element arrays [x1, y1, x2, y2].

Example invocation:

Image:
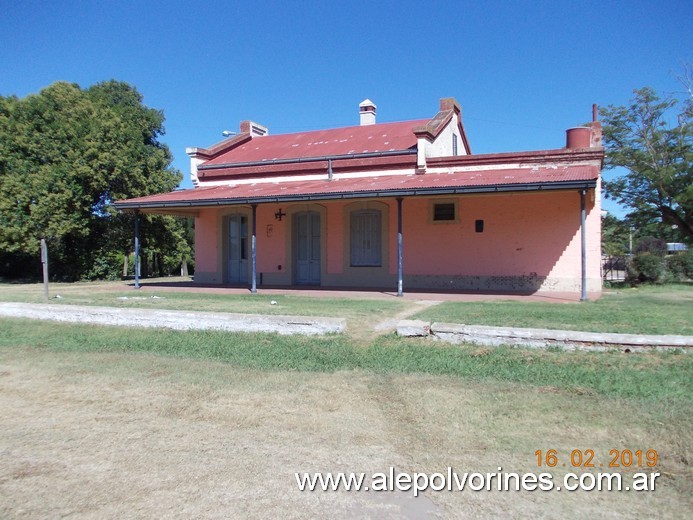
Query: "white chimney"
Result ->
[[240, 120, 269, 137], [359, 99, 376, 126]]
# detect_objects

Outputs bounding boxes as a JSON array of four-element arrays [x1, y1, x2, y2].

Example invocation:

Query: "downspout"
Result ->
[[134, 211, 140, 290], [328, 158, 333, 180], [397, 197, 404, 297], [251, 204, 257, 294], [580, 190, 587, 301]]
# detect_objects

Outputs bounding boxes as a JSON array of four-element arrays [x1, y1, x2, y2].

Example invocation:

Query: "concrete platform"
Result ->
[[0, 302, 345, 336], [397, 320, 692, 352]]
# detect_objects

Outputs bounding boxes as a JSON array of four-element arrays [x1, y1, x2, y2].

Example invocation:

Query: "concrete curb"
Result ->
[[397, 319, 692, 352], [0, 302, 345, 336]]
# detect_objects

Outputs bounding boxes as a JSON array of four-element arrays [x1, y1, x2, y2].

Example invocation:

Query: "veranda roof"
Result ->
[[115, 164, 598, 212]]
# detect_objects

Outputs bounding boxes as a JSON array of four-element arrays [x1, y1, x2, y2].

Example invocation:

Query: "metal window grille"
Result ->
[[351, 210, 382, 266]]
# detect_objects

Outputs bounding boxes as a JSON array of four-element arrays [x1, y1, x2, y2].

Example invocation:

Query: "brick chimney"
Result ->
[[566, 104, 603, 149], [359, 99, 376, 126]]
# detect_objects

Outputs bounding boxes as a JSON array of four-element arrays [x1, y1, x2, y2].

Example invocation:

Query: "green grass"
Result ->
[[0, 279, 406, 330], [1, 317, 690, 403], [1, 281, 691, 403], [413, 284, 693, 335], [3, 280, 692, 335]]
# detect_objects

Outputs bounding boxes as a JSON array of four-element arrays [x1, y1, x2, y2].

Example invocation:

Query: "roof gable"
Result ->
[[413, 97, 471, 155]]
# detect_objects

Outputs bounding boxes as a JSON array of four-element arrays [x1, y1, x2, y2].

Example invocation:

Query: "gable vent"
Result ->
[[240, 120, 269, 137]]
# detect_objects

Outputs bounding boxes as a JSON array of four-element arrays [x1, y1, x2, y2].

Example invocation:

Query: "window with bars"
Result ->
[[350, 210, 382, 266], [433, 202, 456, 222]]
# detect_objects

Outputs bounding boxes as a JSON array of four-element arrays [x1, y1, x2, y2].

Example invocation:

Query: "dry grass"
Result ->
[[1, 346, 690, 519]]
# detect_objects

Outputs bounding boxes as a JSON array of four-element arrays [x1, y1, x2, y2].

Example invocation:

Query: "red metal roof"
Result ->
[[198, 153, 417, 180], [202, 119, 427, 166], [116, 165, 599, 210]]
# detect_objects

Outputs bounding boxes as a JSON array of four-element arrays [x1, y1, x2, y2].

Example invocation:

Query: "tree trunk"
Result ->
[[181, 255, 188, 277], [122, 254, 129, 278]]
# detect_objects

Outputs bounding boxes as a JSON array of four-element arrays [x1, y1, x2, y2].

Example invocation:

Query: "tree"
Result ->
[[600, 83, 692, 242], [0, 80, 185, 280], [601, 214, 631, 255]]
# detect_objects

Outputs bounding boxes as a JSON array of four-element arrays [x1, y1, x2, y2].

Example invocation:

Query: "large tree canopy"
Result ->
[[0, 80, 185, 279], [601, 86, 692, 241]]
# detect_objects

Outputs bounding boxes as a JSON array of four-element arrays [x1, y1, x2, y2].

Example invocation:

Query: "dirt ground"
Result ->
[[0, 346, 690, 519]]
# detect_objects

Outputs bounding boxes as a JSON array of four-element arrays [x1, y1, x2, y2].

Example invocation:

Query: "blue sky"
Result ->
[[1, 0, 691, 216]]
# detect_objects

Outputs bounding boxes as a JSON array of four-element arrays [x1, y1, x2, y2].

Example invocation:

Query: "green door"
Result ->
[[294, 211, 320, 285], [228, 215, 248, 284]]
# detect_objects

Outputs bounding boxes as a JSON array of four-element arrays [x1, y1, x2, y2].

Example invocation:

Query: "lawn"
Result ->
[[413, 284, 693, 336], [0, 278, 404, 318], [0, 278, 409, 337], [0, 317, 690, 401], [2, 279, 692, 336]]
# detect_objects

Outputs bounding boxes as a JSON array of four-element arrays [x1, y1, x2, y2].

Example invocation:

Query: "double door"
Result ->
[[294, 211, 320, 285]]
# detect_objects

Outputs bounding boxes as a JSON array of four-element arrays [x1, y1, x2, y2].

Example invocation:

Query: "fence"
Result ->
[[602, 255, 628, 282]]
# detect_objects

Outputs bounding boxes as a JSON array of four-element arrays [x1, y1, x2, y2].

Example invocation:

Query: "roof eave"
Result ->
[[198, 152, 417, 181], [114, 179, 598, 212], [428, 147, 605, 167], [197, 148, 418, 172]]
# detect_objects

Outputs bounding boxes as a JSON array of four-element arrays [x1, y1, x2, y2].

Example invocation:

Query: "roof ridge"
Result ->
[[253, 117, 430, 135]]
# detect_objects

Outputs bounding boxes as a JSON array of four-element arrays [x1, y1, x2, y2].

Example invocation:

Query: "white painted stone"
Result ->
[[429, 322, 692, 352], [397, 320, 431, 337]]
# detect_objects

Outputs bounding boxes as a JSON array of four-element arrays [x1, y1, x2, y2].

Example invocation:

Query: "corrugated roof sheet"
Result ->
[[202, 119, 427, 166], [198, 153, 417, 180], [116, 165, 599, 209]]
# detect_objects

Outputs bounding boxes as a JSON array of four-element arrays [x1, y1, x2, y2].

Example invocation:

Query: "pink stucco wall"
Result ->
[[397, 192, 598, 285], [253, 201, 371, 277], [194, 208, 219, 280], [326, 205, 344, 274], [192, 191, 601, 294], [255, 205, 286, 274]]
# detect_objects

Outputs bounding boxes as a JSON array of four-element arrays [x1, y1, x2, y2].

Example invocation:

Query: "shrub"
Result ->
[[84, 251, 123, 281], [666, 251, 693, 281], [627, 253, 666, 284]]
